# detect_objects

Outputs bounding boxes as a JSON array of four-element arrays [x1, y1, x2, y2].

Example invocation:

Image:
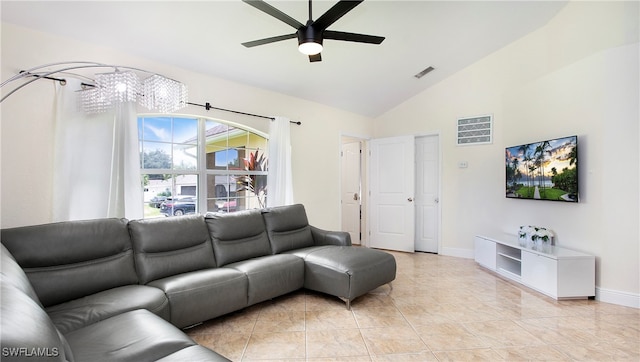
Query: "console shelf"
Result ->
[[474, 234, 595, 299]]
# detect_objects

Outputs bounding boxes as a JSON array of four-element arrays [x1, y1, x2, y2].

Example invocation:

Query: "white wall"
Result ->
[[0, 23, 374, 230], [373, 2, 639, 304]]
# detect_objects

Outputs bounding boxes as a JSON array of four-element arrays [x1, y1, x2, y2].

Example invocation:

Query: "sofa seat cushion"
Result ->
[[225, 254, 304, 305], [302, 246, 397, 302], [284, 245, 335, 258], [156, 345, 230, 361], [46, 285, 170, 334], [148, 268, 248, 328], [65, 309, 200, 362]]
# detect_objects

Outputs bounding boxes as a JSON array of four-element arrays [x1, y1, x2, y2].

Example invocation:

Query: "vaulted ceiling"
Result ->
[[1, 1, 568, 117]]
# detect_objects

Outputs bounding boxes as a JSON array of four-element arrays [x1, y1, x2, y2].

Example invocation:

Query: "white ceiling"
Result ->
[[1, 1, 568, 117]]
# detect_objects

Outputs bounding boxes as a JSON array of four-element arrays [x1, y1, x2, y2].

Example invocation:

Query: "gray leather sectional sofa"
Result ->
[[0, 204, 396, 361]]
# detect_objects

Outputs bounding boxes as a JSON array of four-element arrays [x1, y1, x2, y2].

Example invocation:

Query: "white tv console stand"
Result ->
[[474, 234, 595, 300]]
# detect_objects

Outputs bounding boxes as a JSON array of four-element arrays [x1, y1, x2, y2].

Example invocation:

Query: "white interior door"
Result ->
[[415, 135, 440, 253], [369, 136, 415, 252], [341, 141, 361, 244]]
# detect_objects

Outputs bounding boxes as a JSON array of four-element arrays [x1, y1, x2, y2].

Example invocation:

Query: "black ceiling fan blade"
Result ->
[[309, 53, 322, 62], [324, 30, 385, 44], [242, 33, 297, 48], [242, 0, 303, 29], [313, 0, 364, 31]]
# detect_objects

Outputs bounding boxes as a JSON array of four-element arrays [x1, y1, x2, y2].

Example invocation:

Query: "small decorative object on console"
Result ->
[[518, 225, 554, 246]]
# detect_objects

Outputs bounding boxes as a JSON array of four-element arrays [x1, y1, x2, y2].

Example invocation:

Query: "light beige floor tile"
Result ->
[[306, 329, 369, 358], [397, 304, 454, 326], [414, 322, 490, 351], [553, 343, 617, 361], [493, 345, 571, 361], [243, 331, 306, 360], [360, 326, 428, 355], [305, 309, 359, 330], [371, 351, 438, 361], [307, 356, 372, 362], [353, 306, 411, 329], [433, 348, 504, 361], [515, 317, 602, 345], [253, 310, 305, 332], [464, 319, 544, 348], [190, 332, 250, 361]]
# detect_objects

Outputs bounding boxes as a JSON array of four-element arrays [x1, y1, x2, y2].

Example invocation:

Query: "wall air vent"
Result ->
[[457, 115, 493, 145]]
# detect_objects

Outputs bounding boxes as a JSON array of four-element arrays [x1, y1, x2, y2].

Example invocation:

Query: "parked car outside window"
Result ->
[[160, 196, 196, 216], [149, 196, 167, 208]]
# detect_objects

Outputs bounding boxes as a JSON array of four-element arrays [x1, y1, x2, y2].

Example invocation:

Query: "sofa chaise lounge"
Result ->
[[0, 204, 396, 361]]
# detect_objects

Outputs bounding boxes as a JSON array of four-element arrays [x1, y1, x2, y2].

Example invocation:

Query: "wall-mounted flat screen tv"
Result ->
[[506, 135, 578, 202]]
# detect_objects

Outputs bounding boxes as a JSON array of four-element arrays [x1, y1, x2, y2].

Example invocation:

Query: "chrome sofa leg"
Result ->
[[339, 297, 352, 310]]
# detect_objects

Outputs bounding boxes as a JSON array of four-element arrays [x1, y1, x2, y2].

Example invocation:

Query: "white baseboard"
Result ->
[[596, 287, 640, 309], [440, 247, 474, 259]]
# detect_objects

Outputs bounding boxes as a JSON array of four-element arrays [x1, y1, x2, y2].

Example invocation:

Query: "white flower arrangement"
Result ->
[[518, 225, 554, 243], [532, 228, 554, 242]]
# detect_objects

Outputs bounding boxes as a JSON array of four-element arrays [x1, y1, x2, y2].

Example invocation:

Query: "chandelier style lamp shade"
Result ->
[[141, 74, 189, 113], [80, 87, 110, 114], [95, 70, 140, 103], [0, 61, 188, 114]]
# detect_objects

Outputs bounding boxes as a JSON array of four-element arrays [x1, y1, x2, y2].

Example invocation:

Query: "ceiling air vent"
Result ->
[[457, 115, 492, 145], [414, 66, 435, 79]]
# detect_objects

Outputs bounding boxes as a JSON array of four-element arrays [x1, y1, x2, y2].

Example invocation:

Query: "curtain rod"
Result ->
[[187, 102, 301, 125], [19, 71, 68, 85]]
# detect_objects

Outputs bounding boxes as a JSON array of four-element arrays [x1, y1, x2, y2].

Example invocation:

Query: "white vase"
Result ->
[[518, 234, 527, 246]]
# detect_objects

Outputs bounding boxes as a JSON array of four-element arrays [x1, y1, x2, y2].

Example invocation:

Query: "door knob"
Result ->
[[353, 193, 359, 201], [407, 197, 413, 202], [434, 198, 439, 204]]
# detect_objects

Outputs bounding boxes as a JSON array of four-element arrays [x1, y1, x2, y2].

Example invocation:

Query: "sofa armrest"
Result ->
[[310, 226, 352, 246]]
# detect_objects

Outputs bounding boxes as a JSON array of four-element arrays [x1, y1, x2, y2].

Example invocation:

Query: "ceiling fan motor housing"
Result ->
[[297, 21, 323, 47]]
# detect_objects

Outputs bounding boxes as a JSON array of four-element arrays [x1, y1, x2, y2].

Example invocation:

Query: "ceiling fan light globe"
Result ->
[[298, 41, 323, 55]]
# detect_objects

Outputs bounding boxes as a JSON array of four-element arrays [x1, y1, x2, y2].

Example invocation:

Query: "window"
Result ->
[[139, 116, 268, 218]]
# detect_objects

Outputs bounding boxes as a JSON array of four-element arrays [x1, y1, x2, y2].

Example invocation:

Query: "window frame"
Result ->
[[138, 114, 268, 218]]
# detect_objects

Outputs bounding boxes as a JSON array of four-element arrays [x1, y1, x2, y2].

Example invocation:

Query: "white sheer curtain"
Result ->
[[52, 79, 142, 221], [267, 116, 294, 207]]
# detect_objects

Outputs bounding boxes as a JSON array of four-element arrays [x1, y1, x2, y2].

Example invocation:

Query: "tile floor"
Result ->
[[186, 251, 639, 361]]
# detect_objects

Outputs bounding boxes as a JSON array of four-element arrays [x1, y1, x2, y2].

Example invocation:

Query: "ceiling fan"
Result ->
[[241, 0, 385, 62]]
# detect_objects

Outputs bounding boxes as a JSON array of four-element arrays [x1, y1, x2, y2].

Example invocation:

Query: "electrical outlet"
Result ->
[[458, 161, 468, 168]]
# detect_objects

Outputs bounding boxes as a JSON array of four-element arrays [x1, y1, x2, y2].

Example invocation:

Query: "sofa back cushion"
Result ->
[[128, 215, 216, 284], [1, 218, 137, 307], [261, 204, 315, 254], [205, 209, 271, 266]]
